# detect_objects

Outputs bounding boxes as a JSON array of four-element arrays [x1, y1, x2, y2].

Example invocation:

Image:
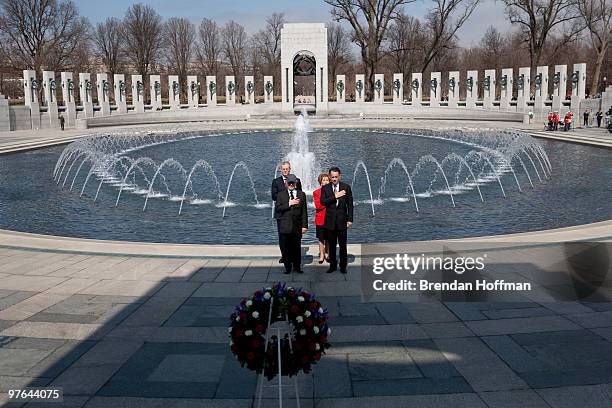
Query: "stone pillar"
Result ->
[[534, 66, 549, 113], [483, 69, 496, 109], [373, 74, 384, 104], [393, 73, 403, 105], [131, 74, 145, 113], [264, 76, 274, 104], [570, 63, 587, 114], [96, 73, 111, 116], [42, 71, 59, 127], [500, 68, 513, 110], [168, 75, 180, 110], [150, 75, 162, 110], [0, 95, 8, 131], [23, 70, 40, 129], [79, 73, 94, 118], [552, 65, 567, 112], [355, 74, 365, 103], [411, 73, 422, 107], [187, 75, 199, 108], [336, 75, 346, 103], [244, 76, 255, 105], [466, 70, 478, 108], [61, 72, 77, 126], [429, 72, 441, 107], [206, 76, 217, 107], [516, 67, 530, 112], [114, 74, 127, 114], [225, 76, 236, 106], [448, 71, 459, 108]]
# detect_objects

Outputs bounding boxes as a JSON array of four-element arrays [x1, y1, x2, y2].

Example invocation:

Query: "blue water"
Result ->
[[0, 129, 610, 244]]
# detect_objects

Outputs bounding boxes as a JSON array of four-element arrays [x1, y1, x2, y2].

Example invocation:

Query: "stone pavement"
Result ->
[[0, 248, 612, 408]]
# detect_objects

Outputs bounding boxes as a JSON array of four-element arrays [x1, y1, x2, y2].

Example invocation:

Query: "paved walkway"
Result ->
[[1, 247, 612, 408]]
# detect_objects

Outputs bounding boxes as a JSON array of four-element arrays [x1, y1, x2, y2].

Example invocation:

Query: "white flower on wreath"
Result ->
[[297, 296, 305, 302], [252, 311, 259, 319], [228, 327, 233, 333], [296, 316, 303, 323], [318, 307, 323, 314], [263, 292, 271, 300], [299, 329, 306, 335], [313, 326, 319, 334], [235, 316, 240, 322], [246, 300, 253, 307], [304, 311, 311, 317], [327, 327, 332, 335], [245, 330, 253, 336], [315, 343, 320, 350]]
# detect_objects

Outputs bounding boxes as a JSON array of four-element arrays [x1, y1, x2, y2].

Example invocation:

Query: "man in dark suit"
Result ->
[[274, 174, 308, 274], [271, 161, 302, 263], [320, 166, 353, 274]]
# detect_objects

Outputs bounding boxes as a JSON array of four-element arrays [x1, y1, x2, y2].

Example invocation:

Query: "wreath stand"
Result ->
[[255, 296, 301, 408]]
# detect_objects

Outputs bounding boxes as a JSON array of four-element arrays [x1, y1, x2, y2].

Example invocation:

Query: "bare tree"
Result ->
[[328, 22, 352, 96], [421, 0, 480, 74], [325, 0, 416, 100], [575, 0, 611, 96], [165, 17, 195, 99], [221, 21, 248, 87], [121, 3, 164, 77], [0, 0, 90, 74], [479, 26, 504, 69], [253, 13, 285, 73], [93, 17, 123, 78], [386, 13, 428, 81], [196, 18, 222, 78], [503, 0, 582, 88]]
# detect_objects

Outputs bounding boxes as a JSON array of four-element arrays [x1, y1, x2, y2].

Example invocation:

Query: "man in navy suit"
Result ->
[[271, 161, 302, 263], [274, 174, 308, 274], [320, 166, 353, 274]]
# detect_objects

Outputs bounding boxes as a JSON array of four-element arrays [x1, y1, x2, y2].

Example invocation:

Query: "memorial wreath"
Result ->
[[229, 282, 331, 380]]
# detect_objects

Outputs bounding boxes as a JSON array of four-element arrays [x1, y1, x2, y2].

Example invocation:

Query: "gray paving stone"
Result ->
[[348, 352, 421, 381], [521, 367, 612, 388], [23, 396, 89, 408], [0, 320, 16, 331], [0, 375, 51, 392], [0, 348, 52, 376], [479, 390, 550, 408], [119, 296, 186, 327], [27, 312, 98, 324], [510, 329, 602, 346], [84, 397, 252, 408], [25, 340, 96, 378], [351, 377, 473, 396], [148, 354, 225, 383], [536, 383, 612, 407], [331, 323, 428, 342], [0, 292, 36, 311], [434, 337, 528, 392], [313, 357, 352, 398], [374, 303, 416, 324], [444, 302, 487, 321], [214, 355, 258, 398], [402, 339, 461, 379], [523, 339, 612, 371], [481, 335, 547, 372], [315, 394, 488, 408], [565, 311, 612, 328], [466, 315, 581, 336], [482, 307, 555, 320], [419, 322, 474, 338], [0, 337, 65, 350]]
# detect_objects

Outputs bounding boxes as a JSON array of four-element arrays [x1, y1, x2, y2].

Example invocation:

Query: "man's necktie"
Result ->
[[334, 185, 339, 206], [290, 190, 294, 200]]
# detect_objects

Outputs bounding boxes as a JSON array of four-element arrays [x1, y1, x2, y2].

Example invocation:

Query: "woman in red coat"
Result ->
[[313, 173, 330, 264]]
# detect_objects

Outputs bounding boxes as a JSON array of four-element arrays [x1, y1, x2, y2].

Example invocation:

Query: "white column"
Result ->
[[244, 76, 255, 105], [42, 71, 59, 127], [206, 76, 217, 107], [336, 75, 346, 103], [316, 64, 329, 113], [500, 68, 513, 111], [534, 66, 549, 112], [168, 75, 181, 110], [114, 74, 127, 114], [131, 74, 145, 113], [23, 70, 40, 129], [61, 72, 76, 125], [96, 73, 111, 116], [411, 73, 422, 107], [483, 69, 496, 109], [264, 76, 274, 104], [393, 73, 403, 105], [448, 71, 459, 108], [79, 73, 94, 118], [187, 75, 199, 108], [373, 74, 384, 104], [355, 74, 365, 103], [571, 63, 587, 115], [516, 67, 530, 112], [429, 72, 441, 107], [150, 75, 162, 110], [552, 65, 567, 112], [225, 76, 236, 106], [466, 70, 478, 108]]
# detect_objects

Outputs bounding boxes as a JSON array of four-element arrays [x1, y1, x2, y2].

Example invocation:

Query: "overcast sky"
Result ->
[[78, 0, 511, 47]]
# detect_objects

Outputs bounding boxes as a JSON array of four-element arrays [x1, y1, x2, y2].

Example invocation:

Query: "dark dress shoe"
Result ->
[[325, 267, 337, 274], [295, 269, 303, 274], [283, 269, 291, 274], [279, 258, 284, 264], [340, 269, 347, 274]]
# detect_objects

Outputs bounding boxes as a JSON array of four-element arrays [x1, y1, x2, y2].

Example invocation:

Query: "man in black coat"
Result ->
[[271, 161, 302, 263], [274, 174, 308, 274], [320, 166, 353, 274]]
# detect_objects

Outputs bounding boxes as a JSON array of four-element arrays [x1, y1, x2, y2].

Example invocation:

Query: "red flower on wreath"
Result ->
[[255, 324, 265, 333], [246, 352, 255, 360], [290, 305, 300, 314], [305, 318, 314, 328]]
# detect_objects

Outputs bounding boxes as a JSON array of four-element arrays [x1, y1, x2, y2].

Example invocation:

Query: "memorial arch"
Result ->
[[281, 23, 328, 114]]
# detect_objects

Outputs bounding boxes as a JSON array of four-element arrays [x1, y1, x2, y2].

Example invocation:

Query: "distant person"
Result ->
[[321, 167, 353, 274], [313, 173, 330, 264], [271, 161, 302, 264], [547, 112, 553, 131], [564, 111, 573, 131], [58, 115, 65, 131], [553, 111, 559, 130], [583, 110, 589, 127], [274, 174, 307, 274], [596, 111, 603, 128]]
